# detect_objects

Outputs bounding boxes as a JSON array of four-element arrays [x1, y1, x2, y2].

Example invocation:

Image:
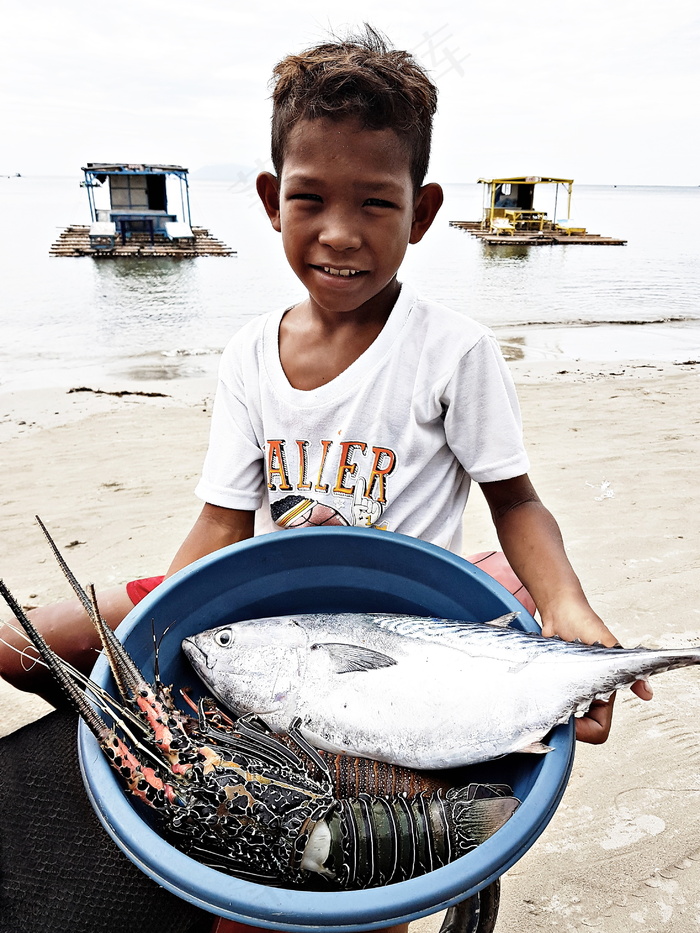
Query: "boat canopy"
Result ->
[[478, 176, 574, 186], [477, 176, 575, 231], [81, 163, 192, 230], [82, 163, 189, 177]]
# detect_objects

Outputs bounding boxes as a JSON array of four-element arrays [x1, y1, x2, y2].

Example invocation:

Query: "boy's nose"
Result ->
[[318, 210, 361, 251]]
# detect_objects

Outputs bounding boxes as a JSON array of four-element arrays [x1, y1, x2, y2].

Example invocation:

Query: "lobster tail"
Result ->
[[319, 784, 520, 889], [443, 787, 519, 854]]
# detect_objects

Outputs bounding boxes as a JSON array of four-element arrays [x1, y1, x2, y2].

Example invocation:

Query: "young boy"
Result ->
[[0, 27, 650, 736]]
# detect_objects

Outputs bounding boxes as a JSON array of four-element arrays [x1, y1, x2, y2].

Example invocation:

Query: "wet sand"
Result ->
[[1, 359, 699, 931]]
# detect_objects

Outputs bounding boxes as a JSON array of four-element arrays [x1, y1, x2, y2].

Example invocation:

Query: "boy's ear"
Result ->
[[256, 172, 281, 232], [409, 183, 444, 244]]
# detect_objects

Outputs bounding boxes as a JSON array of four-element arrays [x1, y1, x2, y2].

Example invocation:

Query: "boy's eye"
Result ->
[[364, 198, 396, 208], [288, 193, 322, 202]]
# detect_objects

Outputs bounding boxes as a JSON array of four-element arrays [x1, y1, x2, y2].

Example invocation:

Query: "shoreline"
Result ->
[[1, 359, 700, 931], [3, 356, 698, 442], [2, 319, 699, 400]]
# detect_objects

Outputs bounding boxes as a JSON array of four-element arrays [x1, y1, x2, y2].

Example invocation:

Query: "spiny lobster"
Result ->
[[0, 518, 520, 890]]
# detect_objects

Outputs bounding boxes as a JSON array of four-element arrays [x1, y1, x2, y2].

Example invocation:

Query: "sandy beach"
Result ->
[[1, 359, 699, 932]]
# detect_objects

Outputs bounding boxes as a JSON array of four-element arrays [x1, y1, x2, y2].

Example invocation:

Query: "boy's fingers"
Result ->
[[576, 679, 652, 744], [574, 673, 654, 744], [632, 679, 654, 701], [575, 696, 615, 745]]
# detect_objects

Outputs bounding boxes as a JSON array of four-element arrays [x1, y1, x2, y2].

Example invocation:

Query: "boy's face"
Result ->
[[257, 117, 442, 317]]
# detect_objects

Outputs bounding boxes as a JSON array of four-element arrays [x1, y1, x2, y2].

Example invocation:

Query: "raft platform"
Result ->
[[449, 221, 627, 246], [50, 224, 235, 258]]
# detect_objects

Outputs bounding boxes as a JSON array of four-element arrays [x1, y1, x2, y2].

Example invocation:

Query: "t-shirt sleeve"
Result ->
[[441, 334, 530, 483], [194, 344, 266, 510]]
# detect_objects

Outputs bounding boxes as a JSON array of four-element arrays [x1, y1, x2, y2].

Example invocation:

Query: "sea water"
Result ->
[[0, 176, 698, 392]]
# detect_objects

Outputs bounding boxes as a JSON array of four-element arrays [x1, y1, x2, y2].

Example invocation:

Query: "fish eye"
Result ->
[[214, 629, 233, 647]]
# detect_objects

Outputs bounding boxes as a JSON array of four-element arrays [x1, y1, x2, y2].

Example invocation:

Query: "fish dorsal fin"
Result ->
[[311, 642, 397, 674], [371, 612, 523, 655]]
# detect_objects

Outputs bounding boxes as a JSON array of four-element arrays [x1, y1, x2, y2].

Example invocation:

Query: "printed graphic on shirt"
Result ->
[[270, 494, 349, 528], [266, 438, 394, 529]]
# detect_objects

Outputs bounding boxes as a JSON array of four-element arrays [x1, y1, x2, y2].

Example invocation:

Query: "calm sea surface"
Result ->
[[1, 176, 698, 392]]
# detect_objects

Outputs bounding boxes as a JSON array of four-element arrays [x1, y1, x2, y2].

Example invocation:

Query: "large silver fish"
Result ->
[[182, 612, 700, 769]]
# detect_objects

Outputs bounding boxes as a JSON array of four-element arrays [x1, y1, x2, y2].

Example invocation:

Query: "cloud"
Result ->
[[1, 0, 697, 183]]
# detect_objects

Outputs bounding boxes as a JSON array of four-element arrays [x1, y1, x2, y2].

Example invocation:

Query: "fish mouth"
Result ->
[[181, 637, 210, 670]]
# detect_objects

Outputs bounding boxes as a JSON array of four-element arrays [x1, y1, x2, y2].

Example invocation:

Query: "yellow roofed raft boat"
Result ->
[[450, 176, 626, 245]]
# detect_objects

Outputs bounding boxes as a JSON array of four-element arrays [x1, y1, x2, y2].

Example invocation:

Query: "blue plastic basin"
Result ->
[[78, 526, 575, 931]]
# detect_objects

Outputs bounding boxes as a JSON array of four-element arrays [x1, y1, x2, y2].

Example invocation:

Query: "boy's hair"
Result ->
[[270, 26, 438, 189]]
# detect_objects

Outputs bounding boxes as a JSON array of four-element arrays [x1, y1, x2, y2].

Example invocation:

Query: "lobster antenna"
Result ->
[[152, 619, 163, 689], [0, 579, 109, 740], [33, 518, 196, 768], [0, 585, 168, 771], [0, 619, 49, 672], [35, 517, 121, 651], [0, 617, 153, 742], [33, 517, 147, 703], [34, 515, 94, 616], [86, 582, 141, 700], [0, 619, 119, 712]]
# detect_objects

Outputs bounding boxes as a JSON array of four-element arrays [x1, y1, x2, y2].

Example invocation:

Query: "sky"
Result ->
[[1, 0, 698, 185]]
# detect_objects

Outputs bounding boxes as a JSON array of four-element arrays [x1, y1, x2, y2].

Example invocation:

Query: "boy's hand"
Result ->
[[479, 474, 654, 746], [540, 608, 653, 744], [576, 695, 617, 745], [575, 678, 653, 743]]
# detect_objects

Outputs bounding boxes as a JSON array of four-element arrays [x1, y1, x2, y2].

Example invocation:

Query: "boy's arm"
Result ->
[[165, 504, 255, 578], [478, 474, 652, 744]]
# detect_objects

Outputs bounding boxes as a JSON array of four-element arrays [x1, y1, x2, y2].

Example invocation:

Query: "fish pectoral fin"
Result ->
[[311, 642, 397, 674], [518, 741, 554, 755], [484, 612, 520, 628], [506, 659, 532, 674]]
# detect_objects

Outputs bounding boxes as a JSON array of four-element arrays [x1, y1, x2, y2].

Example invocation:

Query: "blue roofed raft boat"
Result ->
[[50, 163, 234, 257]]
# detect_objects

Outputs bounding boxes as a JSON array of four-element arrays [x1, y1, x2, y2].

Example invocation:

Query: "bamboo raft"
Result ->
[[50, 225, 235, 258], [449, 221, 626, 246]]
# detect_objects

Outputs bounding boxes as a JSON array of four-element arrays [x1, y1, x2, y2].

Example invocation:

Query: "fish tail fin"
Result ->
[[609, 646, 700, 689], [652, 648, 700, 672]]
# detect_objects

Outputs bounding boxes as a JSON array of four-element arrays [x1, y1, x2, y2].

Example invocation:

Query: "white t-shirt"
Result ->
[[195, 284, 529, 553]]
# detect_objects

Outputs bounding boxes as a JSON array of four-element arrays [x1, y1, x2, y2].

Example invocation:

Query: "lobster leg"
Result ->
[[438, 881, 501, 933]]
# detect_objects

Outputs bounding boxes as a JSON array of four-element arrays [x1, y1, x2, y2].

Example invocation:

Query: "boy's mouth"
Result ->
[[313, 265, 366, 278]]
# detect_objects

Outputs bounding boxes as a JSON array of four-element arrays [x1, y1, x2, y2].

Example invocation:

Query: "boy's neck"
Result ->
[[279, 278, 401, 391]]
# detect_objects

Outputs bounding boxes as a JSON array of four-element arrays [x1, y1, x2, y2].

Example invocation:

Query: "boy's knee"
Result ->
[[0, 608, 46, 692], [0, 588, 132, 695], [0, 607, 77, 709]]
